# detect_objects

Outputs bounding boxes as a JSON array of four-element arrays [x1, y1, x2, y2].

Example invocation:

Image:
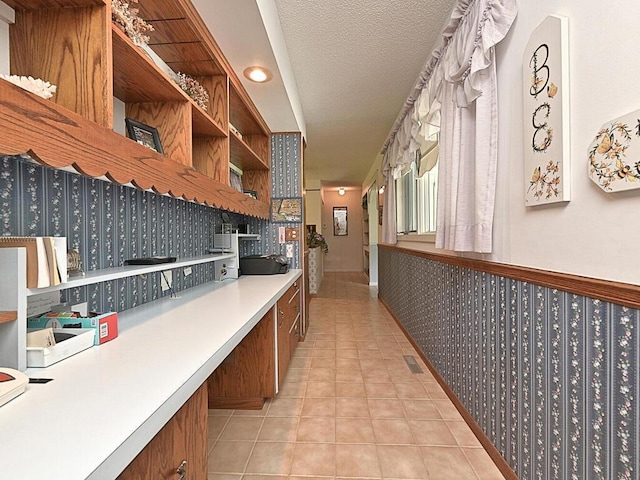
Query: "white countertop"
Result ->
[[0, 270, 301, 479]]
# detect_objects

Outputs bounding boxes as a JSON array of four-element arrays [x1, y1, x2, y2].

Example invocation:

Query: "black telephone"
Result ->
[[240, 254, 289, 275]]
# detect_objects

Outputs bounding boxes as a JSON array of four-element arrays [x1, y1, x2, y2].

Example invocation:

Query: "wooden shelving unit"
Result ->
[[3, 0, 106, 8], [229, 130, 269, 171], [2, 0, 272, 219]]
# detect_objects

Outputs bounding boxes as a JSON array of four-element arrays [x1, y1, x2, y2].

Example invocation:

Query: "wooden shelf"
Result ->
[[4, 0, 272, 219], [3, 0, 105, 9], [26, 253, 235, 297], [112, 25, 186, 104], [192, 103, 226, 137], [112, 26, 225, 139], [229, 83, 270, 168], [230, 131, 269, 171], [0, 80, 270, 218], [0, 311, 17, 324]]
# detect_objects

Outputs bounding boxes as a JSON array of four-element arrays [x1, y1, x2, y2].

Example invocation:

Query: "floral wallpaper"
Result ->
[[379, 247, 638, 480], [0, 154, 267, 312], [265, 133, 302, 269]]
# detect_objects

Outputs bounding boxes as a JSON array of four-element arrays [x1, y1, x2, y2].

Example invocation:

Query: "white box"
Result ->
[[0, 368, 28, 408], [26, 328, 94, 367]]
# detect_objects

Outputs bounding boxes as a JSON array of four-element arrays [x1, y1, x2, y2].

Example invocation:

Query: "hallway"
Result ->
[[207, 272, 504, 479]]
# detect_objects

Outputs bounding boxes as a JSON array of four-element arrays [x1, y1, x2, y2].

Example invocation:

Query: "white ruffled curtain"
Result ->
[[381, 0, 517, 252]]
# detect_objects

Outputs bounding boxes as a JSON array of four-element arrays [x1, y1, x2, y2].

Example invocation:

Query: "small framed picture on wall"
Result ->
[[271, 197, 303, 223], [333, 206, 348, 236]]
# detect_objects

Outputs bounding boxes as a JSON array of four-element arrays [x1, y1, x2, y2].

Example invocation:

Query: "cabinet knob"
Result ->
[[177, 460, 187, 480]]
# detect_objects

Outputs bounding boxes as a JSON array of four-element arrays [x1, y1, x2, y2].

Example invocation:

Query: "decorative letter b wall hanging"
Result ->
[[523, 15, 571, 206]]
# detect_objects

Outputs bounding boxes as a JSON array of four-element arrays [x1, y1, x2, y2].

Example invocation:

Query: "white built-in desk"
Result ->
[[0, 270, 301, 479]]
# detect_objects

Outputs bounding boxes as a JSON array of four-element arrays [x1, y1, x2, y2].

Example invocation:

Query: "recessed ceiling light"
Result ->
[[243, 66, 272, 83]]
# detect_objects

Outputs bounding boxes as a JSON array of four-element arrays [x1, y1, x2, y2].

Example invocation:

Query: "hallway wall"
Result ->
[[397, 1, 640, 286], [492, 0, 640, 285], [379, 245, 639, 480], [321, 189, 363, 272], [0, 155, 267, 312]]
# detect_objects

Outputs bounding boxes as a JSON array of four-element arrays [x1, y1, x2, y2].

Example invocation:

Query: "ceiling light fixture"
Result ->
[[338, 187, 345, 196], [243, 66, 272, 83]]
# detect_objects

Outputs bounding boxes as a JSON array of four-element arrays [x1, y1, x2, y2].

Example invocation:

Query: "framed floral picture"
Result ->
[[522, 15, 571, 205], [271, 197, 302, 223]]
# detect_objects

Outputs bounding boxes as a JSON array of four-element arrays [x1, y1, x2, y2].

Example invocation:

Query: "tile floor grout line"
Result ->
[[208, 272, 504, 479]]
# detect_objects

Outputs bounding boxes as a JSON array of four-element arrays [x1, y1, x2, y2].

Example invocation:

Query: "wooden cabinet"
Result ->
[[1, 0, 271, 219], [117, 383, 208, 480], [207, 309, 275, 409], [206, 278, 302, 408], [277, 280, 301, 389], [277, 300, 291, 387]]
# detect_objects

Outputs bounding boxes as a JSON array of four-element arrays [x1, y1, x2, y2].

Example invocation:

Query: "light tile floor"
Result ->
[[208, 272, 505, 479]]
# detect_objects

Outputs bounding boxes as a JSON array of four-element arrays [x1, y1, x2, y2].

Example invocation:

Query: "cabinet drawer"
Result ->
[[118, 384, 207, 479], [282, 280, 300, 305]]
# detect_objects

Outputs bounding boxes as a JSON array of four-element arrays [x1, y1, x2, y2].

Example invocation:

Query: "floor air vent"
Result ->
[[403, 355, 424, 374]]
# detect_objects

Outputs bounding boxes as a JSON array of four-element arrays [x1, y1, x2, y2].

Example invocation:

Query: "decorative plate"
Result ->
[[588, 108, 640, 192]]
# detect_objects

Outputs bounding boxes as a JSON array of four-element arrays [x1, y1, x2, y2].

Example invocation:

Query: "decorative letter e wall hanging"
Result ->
[[523, 15, 571, 206]]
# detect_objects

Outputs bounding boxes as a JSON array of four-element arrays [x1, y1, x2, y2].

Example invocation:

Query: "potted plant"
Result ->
[[307, 230, 329, 254]]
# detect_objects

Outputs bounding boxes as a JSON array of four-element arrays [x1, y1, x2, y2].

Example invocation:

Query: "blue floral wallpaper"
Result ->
[[379, 246, 638, 480], [0, 154, 267, 312], [265, 133, 303, 269]]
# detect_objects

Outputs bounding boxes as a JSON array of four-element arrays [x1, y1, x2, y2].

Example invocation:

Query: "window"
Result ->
[[396, 150, 438, 235]]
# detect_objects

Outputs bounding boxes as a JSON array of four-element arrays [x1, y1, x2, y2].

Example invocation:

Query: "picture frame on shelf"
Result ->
[[125, 118, 163, 154], [229, 169, 243, 192], [243, 189, 258, 199], [271, 197, 303, 223]]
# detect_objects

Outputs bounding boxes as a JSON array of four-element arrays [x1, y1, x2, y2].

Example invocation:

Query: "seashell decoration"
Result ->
[[0, 74, 57, 99]]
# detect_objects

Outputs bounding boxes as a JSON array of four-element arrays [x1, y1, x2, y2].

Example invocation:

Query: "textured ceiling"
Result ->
[[273, 0, 456, 184], [194, 0, 456, 186]]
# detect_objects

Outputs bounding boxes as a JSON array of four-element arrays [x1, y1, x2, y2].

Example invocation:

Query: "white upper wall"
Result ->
[[399, 1, 640, 285], [492, 0, 640, 284]]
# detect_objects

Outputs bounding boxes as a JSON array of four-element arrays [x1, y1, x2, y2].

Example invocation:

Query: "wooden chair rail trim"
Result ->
[[379, 243, 640, 309]]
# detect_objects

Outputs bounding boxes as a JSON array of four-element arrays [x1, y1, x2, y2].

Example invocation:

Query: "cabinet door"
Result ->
[[117, 383, 208, 480], [277, 297, 291, 389], [207, 309, 276, 408], [288, 287, 301, 359], [277, 280, 300, 389], [289, 316, 300, 358]]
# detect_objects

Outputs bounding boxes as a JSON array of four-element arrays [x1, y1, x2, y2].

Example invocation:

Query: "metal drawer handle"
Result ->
[[177, 460, 187, 480]]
